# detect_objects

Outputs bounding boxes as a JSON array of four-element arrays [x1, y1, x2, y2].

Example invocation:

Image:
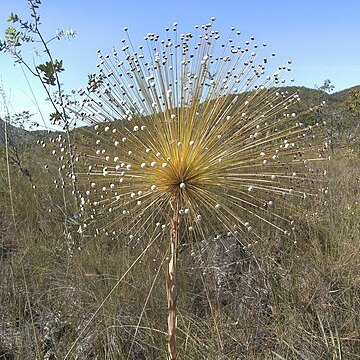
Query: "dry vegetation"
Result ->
[[0, 135, 359, 359]]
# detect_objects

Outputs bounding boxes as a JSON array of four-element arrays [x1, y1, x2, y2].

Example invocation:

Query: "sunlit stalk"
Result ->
[[167, 202, 180, 359]]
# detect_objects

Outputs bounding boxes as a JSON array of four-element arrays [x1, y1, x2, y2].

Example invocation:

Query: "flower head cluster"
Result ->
[[68, 19, 326, 245]]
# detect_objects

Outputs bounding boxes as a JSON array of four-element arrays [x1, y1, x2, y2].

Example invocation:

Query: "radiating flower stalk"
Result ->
[[62, 19, 327, 359]]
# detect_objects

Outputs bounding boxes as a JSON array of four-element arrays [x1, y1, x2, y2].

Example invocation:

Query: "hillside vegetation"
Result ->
[[0, 84, 359, 359]]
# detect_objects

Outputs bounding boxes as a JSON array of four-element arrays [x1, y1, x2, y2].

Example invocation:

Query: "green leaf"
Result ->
[[7, 13, 19, 23], [36, 59, 64, 86], [4, 26, 23, 47]]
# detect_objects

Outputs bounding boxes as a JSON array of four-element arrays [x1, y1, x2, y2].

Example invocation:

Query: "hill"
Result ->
[[0, 119, 30, 146], [330, 85, 360, 100], [1, 85, 358, 150], [0, 119, 49, 147]]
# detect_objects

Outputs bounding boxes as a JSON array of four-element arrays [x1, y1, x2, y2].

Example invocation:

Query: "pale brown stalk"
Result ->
[[167, 204, 180, 359]]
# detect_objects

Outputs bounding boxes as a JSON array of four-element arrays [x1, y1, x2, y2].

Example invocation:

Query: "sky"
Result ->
[[1, 0, 359, 128]]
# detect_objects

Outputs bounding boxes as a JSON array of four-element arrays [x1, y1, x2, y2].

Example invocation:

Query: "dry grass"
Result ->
[[0, 138, 359, 359]]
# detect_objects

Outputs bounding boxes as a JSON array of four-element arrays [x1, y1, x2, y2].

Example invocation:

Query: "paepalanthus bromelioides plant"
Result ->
[[65, 19, 327, 359]]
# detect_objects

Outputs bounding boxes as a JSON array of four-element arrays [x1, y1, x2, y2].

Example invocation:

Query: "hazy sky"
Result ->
[[1, 0, 359, 127]]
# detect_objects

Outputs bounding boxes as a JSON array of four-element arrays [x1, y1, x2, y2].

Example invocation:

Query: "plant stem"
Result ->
[[167, 204, 180, 359]]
